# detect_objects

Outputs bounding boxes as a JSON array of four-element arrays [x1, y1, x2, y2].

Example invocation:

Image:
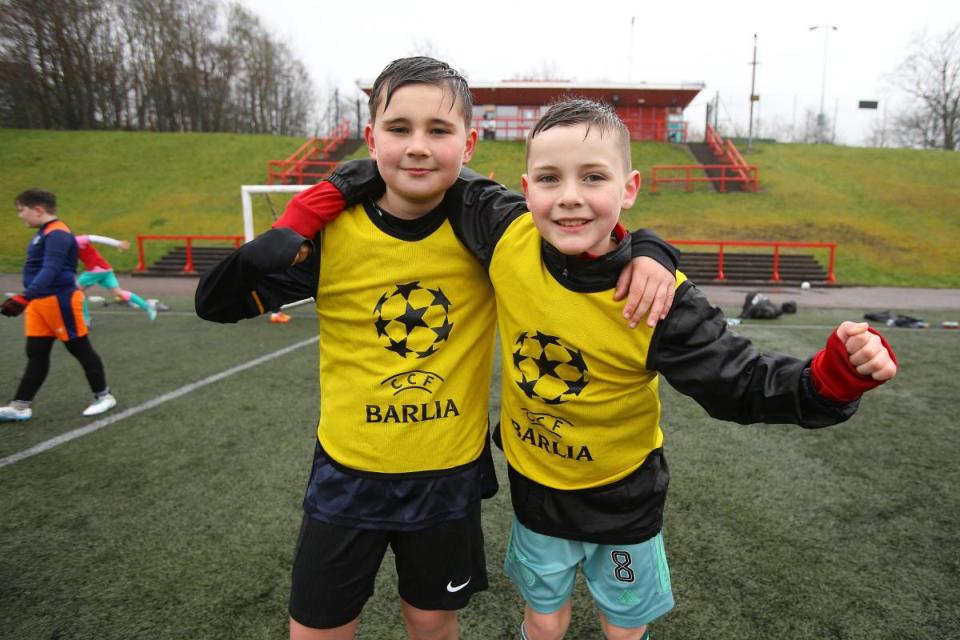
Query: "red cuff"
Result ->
[[273, 182, 346, 237], [580, 223, 629, 260], [810, 327, 897, 403]]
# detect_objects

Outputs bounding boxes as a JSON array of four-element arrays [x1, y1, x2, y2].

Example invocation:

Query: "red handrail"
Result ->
[[268, 120, 352, 185], [651, 164, 760, 193], [136, 234, 244, 273], [470, 115, 688, 142], [652, 124, 759, 193], [669, 239, 837, 283]]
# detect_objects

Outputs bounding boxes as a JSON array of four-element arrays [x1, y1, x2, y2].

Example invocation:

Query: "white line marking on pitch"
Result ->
[[0, 336, 319, 470]]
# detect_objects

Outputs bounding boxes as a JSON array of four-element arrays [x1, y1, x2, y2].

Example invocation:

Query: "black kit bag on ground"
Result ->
[[740, 292, 783, 320], [781, 301, 797, 314]]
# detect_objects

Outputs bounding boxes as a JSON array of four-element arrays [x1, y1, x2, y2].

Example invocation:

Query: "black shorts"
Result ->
[[288, 505, 488, 630]]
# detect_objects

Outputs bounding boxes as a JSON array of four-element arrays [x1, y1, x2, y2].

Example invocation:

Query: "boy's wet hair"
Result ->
[[15, 188, 57, 213], [528, 98, 632, 168], [369, 56, 473, 128]]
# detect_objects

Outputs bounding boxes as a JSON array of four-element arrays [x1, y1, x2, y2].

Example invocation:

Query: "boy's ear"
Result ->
[[364, 122, 377, 159], [521, 174, 530, 198], [462, 128, 479, 163], [621, 170, 642, 209]]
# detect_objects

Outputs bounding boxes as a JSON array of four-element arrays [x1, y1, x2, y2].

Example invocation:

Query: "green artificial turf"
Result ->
[[1, 302, 957, 639]]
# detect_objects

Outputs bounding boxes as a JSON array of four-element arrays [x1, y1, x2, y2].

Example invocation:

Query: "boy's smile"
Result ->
[[366, 84, 477, 220], [523, 124, 640, 257]]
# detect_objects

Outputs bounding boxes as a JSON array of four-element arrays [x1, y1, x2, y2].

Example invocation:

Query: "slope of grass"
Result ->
[[2, 129, 958, 286], [0, 129, 306, 272], [619, 143, 960, 287]]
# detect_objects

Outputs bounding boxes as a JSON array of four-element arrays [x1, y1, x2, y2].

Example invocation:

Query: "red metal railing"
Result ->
[[651, 164, 760, 193], [135, 234, 244, 273], [669, 239, 837, 283], [268, 120, 351, 185], [652, 124, 759, 193], [705, 124, 725, 156], [471, 115, 687, 142]]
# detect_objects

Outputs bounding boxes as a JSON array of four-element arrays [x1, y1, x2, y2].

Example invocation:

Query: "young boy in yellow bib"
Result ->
[[316, 98, 898, 640], [196, 59, 678, 640]]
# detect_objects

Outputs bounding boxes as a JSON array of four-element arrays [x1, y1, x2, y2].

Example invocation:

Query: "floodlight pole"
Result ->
[[628, 16, 637, 81], [810, 24, 838, 142], [747, 34, 758, 152]]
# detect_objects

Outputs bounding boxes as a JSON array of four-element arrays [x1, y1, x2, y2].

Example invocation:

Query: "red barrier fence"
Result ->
[[669, 239, 837, 283], [651, 164, 760, 193], [472, 115, 687, 142], [652, 124, 759, 193], [136, 234, 244, 273], [268, 121, 351, 185]]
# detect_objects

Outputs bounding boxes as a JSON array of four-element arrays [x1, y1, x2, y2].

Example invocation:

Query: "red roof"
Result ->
[[358, 81, 705, 109]]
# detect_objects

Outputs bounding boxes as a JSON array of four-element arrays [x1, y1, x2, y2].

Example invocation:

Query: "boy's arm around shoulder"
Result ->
[[275, 160, 386, 237], [445, 167, 529, 266], [619, 229, 680, 328], [195, 228, 316, 323], [646, 283, 897, 428]]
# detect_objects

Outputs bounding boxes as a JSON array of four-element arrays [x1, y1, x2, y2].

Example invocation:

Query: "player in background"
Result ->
[[1, 189, 117, 423], [76, 234, 157, 322]]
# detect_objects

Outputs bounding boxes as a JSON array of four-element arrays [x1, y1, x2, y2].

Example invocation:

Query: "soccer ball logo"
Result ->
[[512, 331, 589, 404], [373, 281, 453, 359]]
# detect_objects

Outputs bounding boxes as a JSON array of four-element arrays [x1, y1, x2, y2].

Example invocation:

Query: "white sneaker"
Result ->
[[147, 301, 158, 321], [82, 393, 117, 417], [0, 404, 32, 422]]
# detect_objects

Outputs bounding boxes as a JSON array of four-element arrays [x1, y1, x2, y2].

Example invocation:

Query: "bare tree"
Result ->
[[0, 0, 317, 135], [891, 24, 960, 150]]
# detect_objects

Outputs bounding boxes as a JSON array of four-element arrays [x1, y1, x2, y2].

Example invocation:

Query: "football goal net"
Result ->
[[240, 184, 313, 242]]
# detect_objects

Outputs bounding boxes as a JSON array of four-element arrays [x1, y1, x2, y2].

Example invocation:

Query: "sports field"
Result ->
[[1, 295, 958, 639]]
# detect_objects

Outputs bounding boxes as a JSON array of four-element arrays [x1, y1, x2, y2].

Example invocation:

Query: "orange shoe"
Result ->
[[269, 312, 291, 324]]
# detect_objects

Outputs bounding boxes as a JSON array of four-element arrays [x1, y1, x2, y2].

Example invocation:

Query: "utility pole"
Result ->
[[809, 24, 838, 143], [356, 98, 362, 139], [747, 33, 759, 152], [628, 16, 637, 81]]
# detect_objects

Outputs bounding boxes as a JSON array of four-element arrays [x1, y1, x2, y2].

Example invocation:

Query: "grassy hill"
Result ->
[[2, 129, 958, 286], [0, 129, 304, 273]]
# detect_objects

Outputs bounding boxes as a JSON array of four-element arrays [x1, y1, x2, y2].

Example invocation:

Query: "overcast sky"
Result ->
[[239, 0, 958, 145]]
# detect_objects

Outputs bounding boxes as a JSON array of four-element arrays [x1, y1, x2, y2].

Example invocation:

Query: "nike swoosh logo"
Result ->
[[446, 578, 471, 593]]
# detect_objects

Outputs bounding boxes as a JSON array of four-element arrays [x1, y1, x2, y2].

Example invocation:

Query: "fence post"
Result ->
[[771, 244, 781, 282], [136, 236, 145, 272], [184, 238, 195, 273], [827, 245, 837, 282], [716, 243, 726, 281]]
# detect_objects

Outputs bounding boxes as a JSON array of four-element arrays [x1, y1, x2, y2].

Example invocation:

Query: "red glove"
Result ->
[[1, 294, 29, 317], [274, 181, 346, 238], [810, 327, 897, 403]]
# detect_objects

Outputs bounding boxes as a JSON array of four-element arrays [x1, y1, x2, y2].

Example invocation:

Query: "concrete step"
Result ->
[[679, 251, 829, 284]]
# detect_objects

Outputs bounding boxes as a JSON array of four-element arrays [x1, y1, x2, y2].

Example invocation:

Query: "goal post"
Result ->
[[240, 184, 312, 242]]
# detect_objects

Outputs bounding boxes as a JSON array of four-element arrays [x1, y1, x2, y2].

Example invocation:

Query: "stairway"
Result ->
[[297, 139, 363, 184], [132, 246, 235, 277], [686, 143, 748, 192], [679, 251, 831, 285]]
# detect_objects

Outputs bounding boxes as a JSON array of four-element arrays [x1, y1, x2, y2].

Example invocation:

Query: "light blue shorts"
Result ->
[[504, 517, 674, 629], [78, 270, 120, 290]]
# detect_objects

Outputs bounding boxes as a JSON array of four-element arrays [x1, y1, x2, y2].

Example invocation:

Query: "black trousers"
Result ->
[[15, 335, 107, 402]]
